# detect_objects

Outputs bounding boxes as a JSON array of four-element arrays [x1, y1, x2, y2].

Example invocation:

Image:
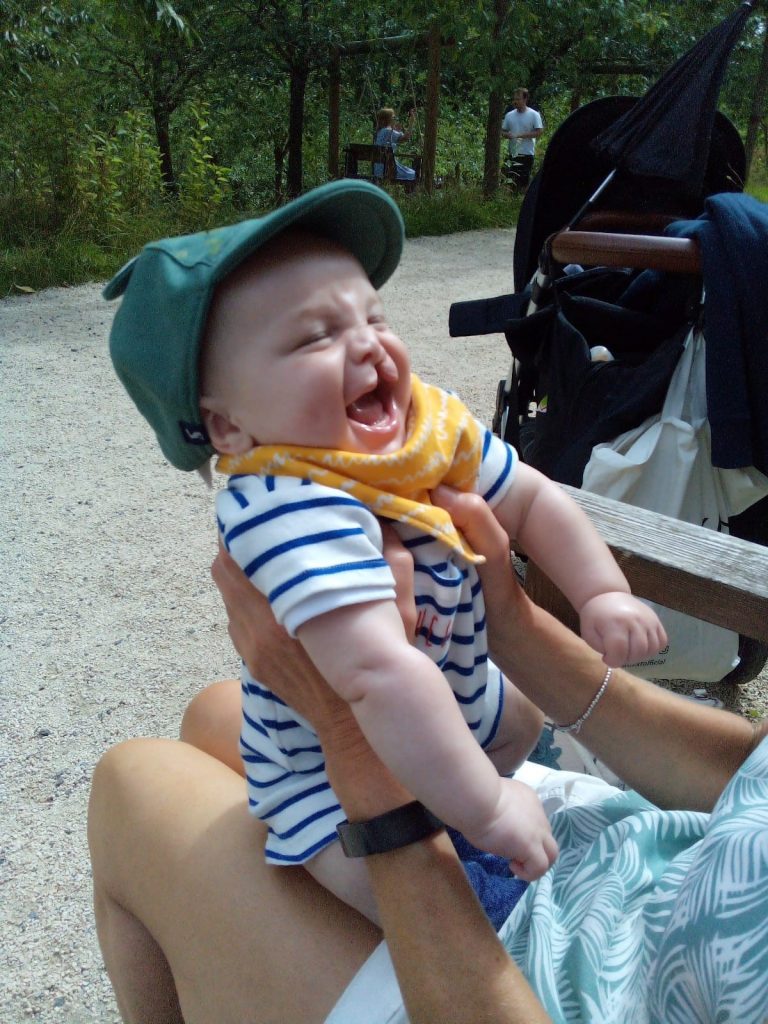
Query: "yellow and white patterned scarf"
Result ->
[[217, 374, 484, 563]]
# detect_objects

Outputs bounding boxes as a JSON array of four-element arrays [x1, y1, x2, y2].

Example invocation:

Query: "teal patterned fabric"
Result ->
[[500, 736, 768, 1023]]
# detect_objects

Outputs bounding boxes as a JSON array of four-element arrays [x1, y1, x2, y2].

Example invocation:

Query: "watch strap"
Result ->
[[336, 800, 444, 858]]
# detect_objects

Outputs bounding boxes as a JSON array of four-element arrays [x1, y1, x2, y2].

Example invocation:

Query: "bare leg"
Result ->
[[308, 838, 381, 925], [487, 678, 545, 776], [180, 678, 244, 776], [88, 738, 380, 1024]]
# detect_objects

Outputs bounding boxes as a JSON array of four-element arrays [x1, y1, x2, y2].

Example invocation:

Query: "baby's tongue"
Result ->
[[347, 392, 384, 425]]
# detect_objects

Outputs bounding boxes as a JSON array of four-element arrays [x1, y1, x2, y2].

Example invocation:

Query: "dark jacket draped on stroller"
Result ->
[[449, 3, 768, 684]]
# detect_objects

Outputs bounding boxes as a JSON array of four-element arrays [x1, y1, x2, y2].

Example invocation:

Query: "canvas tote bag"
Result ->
[[581, 329, 768, 681]]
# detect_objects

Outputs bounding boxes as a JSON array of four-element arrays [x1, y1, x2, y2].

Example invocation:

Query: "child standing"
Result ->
[[106, 180, 666, 922]]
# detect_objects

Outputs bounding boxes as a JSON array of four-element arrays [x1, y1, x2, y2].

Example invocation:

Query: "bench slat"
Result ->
[[523, 485, 768, 643]]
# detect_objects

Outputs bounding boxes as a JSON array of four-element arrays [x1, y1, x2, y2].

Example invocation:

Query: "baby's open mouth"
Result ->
[[346, 381, 394, 428]]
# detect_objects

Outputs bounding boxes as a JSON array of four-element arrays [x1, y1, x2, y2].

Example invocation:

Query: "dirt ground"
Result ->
[[2, 227, 766, 1022]]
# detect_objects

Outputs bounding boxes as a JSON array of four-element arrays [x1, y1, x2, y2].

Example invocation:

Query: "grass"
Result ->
[[1, 239, 121, 297], [0, 184, 523, 297], [0, 202, 232, 298], [395, 184, 523, 238]]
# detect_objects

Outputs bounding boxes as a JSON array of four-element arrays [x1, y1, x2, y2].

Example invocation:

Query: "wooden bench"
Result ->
[[524, 486, 768, 666], [342, 143, 421, 185]]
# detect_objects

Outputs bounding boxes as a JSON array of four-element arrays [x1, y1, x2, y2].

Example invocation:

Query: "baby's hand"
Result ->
[[579, 591, 668, 667], [465, 779, 558, 882]]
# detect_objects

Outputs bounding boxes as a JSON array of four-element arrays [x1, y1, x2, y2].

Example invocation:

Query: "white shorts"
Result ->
[[324, 762, 619, 1024]]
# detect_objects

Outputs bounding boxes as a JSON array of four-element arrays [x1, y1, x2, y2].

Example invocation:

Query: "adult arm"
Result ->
[[212, 544, 552, 1024], [436, 486, 764, 811]]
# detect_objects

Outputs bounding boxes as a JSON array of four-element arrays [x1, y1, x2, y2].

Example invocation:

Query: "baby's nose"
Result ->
[[346, 324, 384, 361]]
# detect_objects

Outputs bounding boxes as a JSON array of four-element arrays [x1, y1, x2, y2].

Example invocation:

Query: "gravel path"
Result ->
[[2, 227, 765, 1023]]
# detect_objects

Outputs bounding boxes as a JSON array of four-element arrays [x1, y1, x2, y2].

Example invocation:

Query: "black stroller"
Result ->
[[450, 2, 768, 685]]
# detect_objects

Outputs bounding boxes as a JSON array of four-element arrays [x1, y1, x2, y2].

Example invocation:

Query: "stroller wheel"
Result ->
[[493, 377, 521, 449], [719, 636, 768, 686]]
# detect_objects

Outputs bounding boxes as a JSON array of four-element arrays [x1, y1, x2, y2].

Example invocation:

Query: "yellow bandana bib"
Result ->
[[216, 375, 484, 563]]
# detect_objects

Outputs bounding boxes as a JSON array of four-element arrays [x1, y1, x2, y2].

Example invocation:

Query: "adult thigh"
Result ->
[[88, 738, 380, 1024]]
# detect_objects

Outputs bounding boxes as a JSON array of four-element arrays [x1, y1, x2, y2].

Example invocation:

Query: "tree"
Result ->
[[482, 0, 510, 197], [0, 1, 89, 92], [215, 0, 348, 198], [81, 0, 207, 193], [744, 16, 768, 181]]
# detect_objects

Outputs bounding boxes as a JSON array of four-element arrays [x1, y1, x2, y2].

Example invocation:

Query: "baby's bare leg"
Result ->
[[307, 840, 381, 925], [486, 677, 545, 776]]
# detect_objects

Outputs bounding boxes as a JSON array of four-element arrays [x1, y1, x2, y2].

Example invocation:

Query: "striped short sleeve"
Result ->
[[476, 426, 518, 508], [216, 475, 397, 637]]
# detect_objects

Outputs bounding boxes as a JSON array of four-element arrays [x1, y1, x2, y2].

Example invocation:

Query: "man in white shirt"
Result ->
[[501, 88, 543, 189]]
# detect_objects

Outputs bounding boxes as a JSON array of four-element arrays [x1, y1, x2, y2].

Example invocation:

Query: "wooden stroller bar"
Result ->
[[551, 230, 701, 274]]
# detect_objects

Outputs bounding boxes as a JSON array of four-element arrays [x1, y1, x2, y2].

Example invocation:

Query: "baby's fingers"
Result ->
[[623, 613, 668, 664], [583, 620, 630, 668], [510, 834, 559, 882]]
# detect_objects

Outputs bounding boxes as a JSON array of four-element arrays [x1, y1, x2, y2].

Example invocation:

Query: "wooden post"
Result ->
[[421, 24, 441, 195], [328, 47, 341, 178]]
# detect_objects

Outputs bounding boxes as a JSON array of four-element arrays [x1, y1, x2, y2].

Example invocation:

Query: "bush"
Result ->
[[747, 159, 768, 204], [393, 184, 522, 237], [0, 238, 117, 297]]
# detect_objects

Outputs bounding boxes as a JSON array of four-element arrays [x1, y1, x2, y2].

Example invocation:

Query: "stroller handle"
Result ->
[[551, 231, 700, 274]]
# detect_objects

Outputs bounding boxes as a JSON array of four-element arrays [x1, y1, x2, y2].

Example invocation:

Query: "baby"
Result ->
[[107, 180, 666, 923]]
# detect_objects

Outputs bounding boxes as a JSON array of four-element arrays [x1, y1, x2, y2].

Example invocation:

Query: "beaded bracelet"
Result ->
[[555, 667, 612, 734]]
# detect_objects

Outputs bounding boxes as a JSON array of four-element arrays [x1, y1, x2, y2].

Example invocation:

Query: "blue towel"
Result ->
[[667, 193, 768, 474], [448, 827, 529, 930]]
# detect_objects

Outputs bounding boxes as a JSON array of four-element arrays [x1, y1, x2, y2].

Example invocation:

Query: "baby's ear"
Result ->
[[199, 396, 254, 455]]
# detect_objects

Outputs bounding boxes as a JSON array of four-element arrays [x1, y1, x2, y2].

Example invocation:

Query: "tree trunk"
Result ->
[[421, 23, 441, 195], [483, 88, 505, 197], [274, 137, 289, 204], [152, 103, 177, 194], [328, 47, 341, 179], [745, 16, 768, 184], [482, 0, 510, 198], [286, 63, 308, 198]]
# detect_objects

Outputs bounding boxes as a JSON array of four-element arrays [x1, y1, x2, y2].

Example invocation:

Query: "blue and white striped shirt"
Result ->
[[216, 424, 518, 864]]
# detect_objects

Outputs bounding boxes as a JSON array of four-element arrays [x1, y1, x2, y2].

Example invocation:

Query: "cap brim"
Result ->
[[103, 180, 404, 301], [216, 179, 404, 291]]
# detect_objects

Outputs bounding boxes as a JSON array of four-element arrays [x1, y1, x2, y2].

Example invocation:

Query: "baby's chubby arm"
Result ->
[[298, 602, 556, 879], [493, 463, 667, 666]]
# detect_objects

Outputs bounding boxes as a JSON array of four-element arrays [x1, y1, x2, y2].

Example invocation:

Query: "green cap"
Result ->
[[105, 179, 404, 471]]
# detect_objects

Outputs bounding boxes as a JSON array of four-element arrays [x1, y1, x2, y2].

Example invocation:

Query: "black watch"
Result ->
[[336, 800, 444, 858]]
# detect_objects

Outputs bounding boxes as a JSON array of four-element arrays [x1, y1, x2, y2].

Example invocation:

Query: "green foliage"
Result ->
[[0, 1, 90, 91], [394, 183, 522, 237], [747, 160, 768, 203], [176, 103, 231, 226], [2, 0, 767, 297], [72, 110, 165, 241]]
